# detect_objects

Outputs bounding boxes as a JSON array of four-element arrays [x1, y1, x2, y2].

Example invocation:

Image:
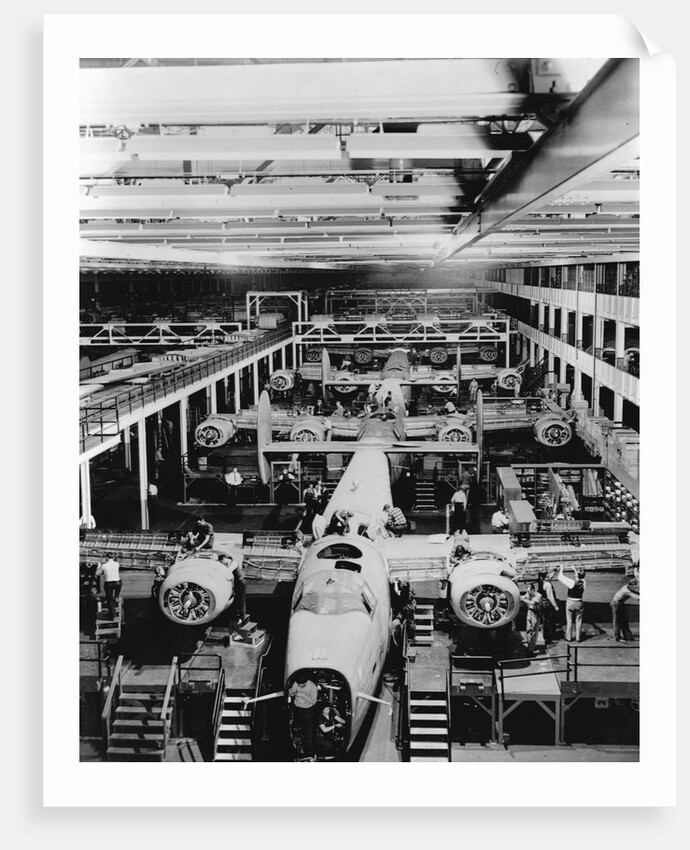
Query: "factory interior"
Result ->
[[75, 56, 643, 765]]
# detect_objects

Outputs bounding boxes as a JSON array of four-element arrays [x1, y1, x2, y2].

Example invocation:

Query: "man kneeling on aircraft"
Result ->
[[325, 507, 353, 536]]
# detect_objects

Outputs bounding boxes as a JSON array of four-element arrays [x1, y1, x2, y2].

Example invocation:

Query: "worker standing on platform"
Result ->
[[224, 466, 243, 506], [520, 583, 543, 654], [557, 566, 587, 642], [96, 552, 122, 620], [468, 379, 479, 403], [218, 553, 248, 624], [449, 488, 468, 533], [537, 570, 560, 643], [610, 567, 639, 642]]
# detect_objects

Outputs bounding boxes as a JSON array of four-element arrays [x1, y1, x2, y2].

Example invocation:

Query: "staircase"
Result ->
[[408, 689, 451, 762], [520, 356, 549, 395], [107, 683, 172, 761], [414, 480, 437, 511], [411, 604, 435, 646], [214, 688, 253, 761], [95, 597, 123, 639]]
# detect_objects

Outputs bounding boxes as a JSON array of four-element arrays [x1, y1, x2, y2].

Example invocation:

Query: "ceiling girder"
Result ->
[[435, 58, 639, 264]]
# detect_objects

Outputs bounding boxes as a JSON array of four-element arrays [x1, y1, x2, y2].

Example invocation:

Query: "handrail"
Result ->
[[100, 654, 124, 754], [177, 652, 222, 686], [496, 655, 569, 701], [80, 327, 292, 453], [567, 644, 639, 683], [445, 669, 452, 762], [251, 637, 275, 734], [160, 656, 179, 756], [80, 639, 112, 681], [211, 667, 226, 746]]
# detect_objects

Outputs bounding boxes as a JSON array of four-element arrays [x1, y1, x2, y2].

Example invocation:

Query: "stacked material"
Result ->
[[79, 530, 181, 570]]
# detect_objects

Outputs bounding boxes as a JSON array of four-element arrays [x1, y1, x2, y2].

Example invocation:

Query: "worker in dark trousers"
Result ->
[[96, 552, 122, 620], [611, 567, 639, 642], [288, 674, 319, 759], [537, 570, 560, 643]]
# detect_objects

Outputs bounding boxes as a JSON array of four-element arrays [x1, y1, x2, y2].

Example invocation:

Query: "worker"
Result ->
[[315, 705, 346, 757], [224, 466, 243, 505], [449, 488, 468, 533], [468, 379, 479, 403], [557, 566, 587, 643], [218, 553, 248, 624], [520, 583, 544, 654], [275, 467, 298, 506], [288, 673, 319, 759], [491, 507, 510, 534], [191, 516, 214, 550], [459, 467, 474, 496], [146, 481, 158, 502], [325, 507, 353, 536], [537, 570, 560, 643], [288, 453, 301, 476], [451, 529, 474, 561], [96, 552, 122, 620], [610, 568, 639, 642], [383, 391, 394, 409], [151, 565, 166, 610], [444, 399, 457, 415], [383, 503, 407, 537], [334, 400, 345, 417]]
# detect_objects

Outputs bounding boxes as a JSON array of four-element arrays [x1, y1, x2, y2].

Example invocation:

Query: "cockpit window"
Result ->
[[317, 543, 363, 560], [292, 570, 376, 617]]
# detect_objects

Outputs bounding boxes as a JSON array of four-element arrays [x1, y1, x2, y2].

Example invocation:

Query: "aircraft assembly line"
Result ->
[[76, 55, 641, 765]]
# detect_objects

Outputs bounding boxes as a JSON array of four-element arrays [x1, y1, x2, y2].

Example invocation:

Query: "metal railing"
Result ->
[[211, 668, 227, 748], [80, 639, 112, 681], [80, 328, 292, 453], [445, 670, 452, 761], [567, 644, 639, 683], [100, 654, 124, 755], [496, 655, 569, 702], [160, 656, 179, 754], [251, 637, 276, 743]]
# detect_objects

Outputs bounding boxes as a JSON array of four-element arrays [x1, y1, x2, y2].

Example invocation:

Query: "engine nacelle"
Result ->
[[448, 557, 521, 629], [479, 345, 498, 362], [353, 348, 374, 366], [432, 375, 456, 394], [195, 415, 237, 448], [304, 348, 322, 363], [159, 554, 236, 625], [496, 369, 522, 391], [289, 417, 326, 442], [533, 414, 573, 447], [437, 421, 473, 443], [429, 347, 449, 365], [269, 370, 295, 392], [331, 374, 359, 395]]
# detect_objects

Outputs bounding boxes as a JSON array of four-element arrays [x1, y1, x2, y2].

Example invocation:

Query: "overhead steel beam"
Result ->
[[79, 59, 578, 126], [435, 59, 639, 264]]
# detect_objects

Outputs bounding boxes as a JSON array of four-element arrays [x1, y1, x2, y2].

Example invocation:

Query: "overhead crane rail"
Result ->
[[79, 327, 292, 455]]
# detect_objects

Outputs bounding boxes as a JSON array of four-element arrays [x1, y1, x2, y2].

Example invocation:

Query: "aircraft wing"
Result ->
[[261, 440, 480, 455], [383, 534, 454, 582]]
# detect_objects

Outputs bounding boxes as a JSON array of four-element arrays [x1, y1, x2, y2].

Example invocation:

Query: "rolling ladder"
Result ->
[[410, 604, 435, 647], [414, 480, 437, 511], [95, 598, 123, 640], [408, 690, 451, 762], [214, 688, 253, 761]]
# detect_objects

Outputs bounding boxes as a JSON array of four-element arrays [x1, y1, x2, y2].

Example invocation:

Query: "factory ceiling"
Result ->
[[79, 57, 639, 273]]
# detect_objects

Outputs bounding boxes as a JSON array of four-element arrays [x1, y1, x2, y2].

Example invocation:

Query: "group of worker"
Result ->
[[288, 672, 347, 760], [518, 563, 640, 652]]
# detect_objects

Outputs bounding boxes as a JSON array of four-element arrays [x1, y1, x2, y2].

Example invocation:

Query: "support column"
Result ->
[[548, 304, 556, 336], [595, 317, 605, 357], [179, 397, 188, 462], [615, 321, 627, 370], [80, 460, 92, 524], [559, 358, 567, 383], [613, 391, 624, 422], [537, 302, 546, 331], [233, 371, 241, 413], [137, 417, 149, 530], [223, 375, 228, 412], [529, 338, 536, 367], [576, 310, 584, 349], [269, 351, 274, 372], [292, 340, 298, 368], [207, 383, 217, 414], [123, 425, 132, 471], [252, 360, 260, 405], [281, 346, 287, 369]]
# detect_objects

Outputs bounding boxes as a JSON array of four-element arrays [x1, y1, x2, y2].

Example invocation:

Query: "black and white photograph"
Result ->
[[39, 12, 676, 811]]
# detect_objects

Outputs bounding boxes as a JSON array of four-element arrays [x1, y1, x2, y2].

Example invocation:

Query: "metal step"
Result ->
[[107, 746, 165, 761], [408, 713, 448, 722], [214, 751, 252, 761], [410, 728, 449, 737], [110, 733, 164, 747], [409, 740, 449, 750]]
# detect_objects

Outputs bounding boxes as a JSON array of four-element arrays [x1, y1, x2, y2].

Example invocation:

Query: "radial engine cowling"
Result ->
[[533, 414, 573, 448], [496, 369, 522, 391], [269, 370, 296, 392], [289, 417, 326, 442], [195, 415, 237, 449], [330, 375, 359, 395], [448, 557, 521, 629], [437, 421, 473, 443], [159, 554, 236, 625]]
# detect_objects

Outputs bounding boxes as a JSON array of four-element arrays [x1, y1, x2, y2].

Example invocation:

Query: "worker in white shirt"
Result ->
[[96, 552, 122, 620], [224, 466, 243, 505], [491, 508, 510, 533]]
